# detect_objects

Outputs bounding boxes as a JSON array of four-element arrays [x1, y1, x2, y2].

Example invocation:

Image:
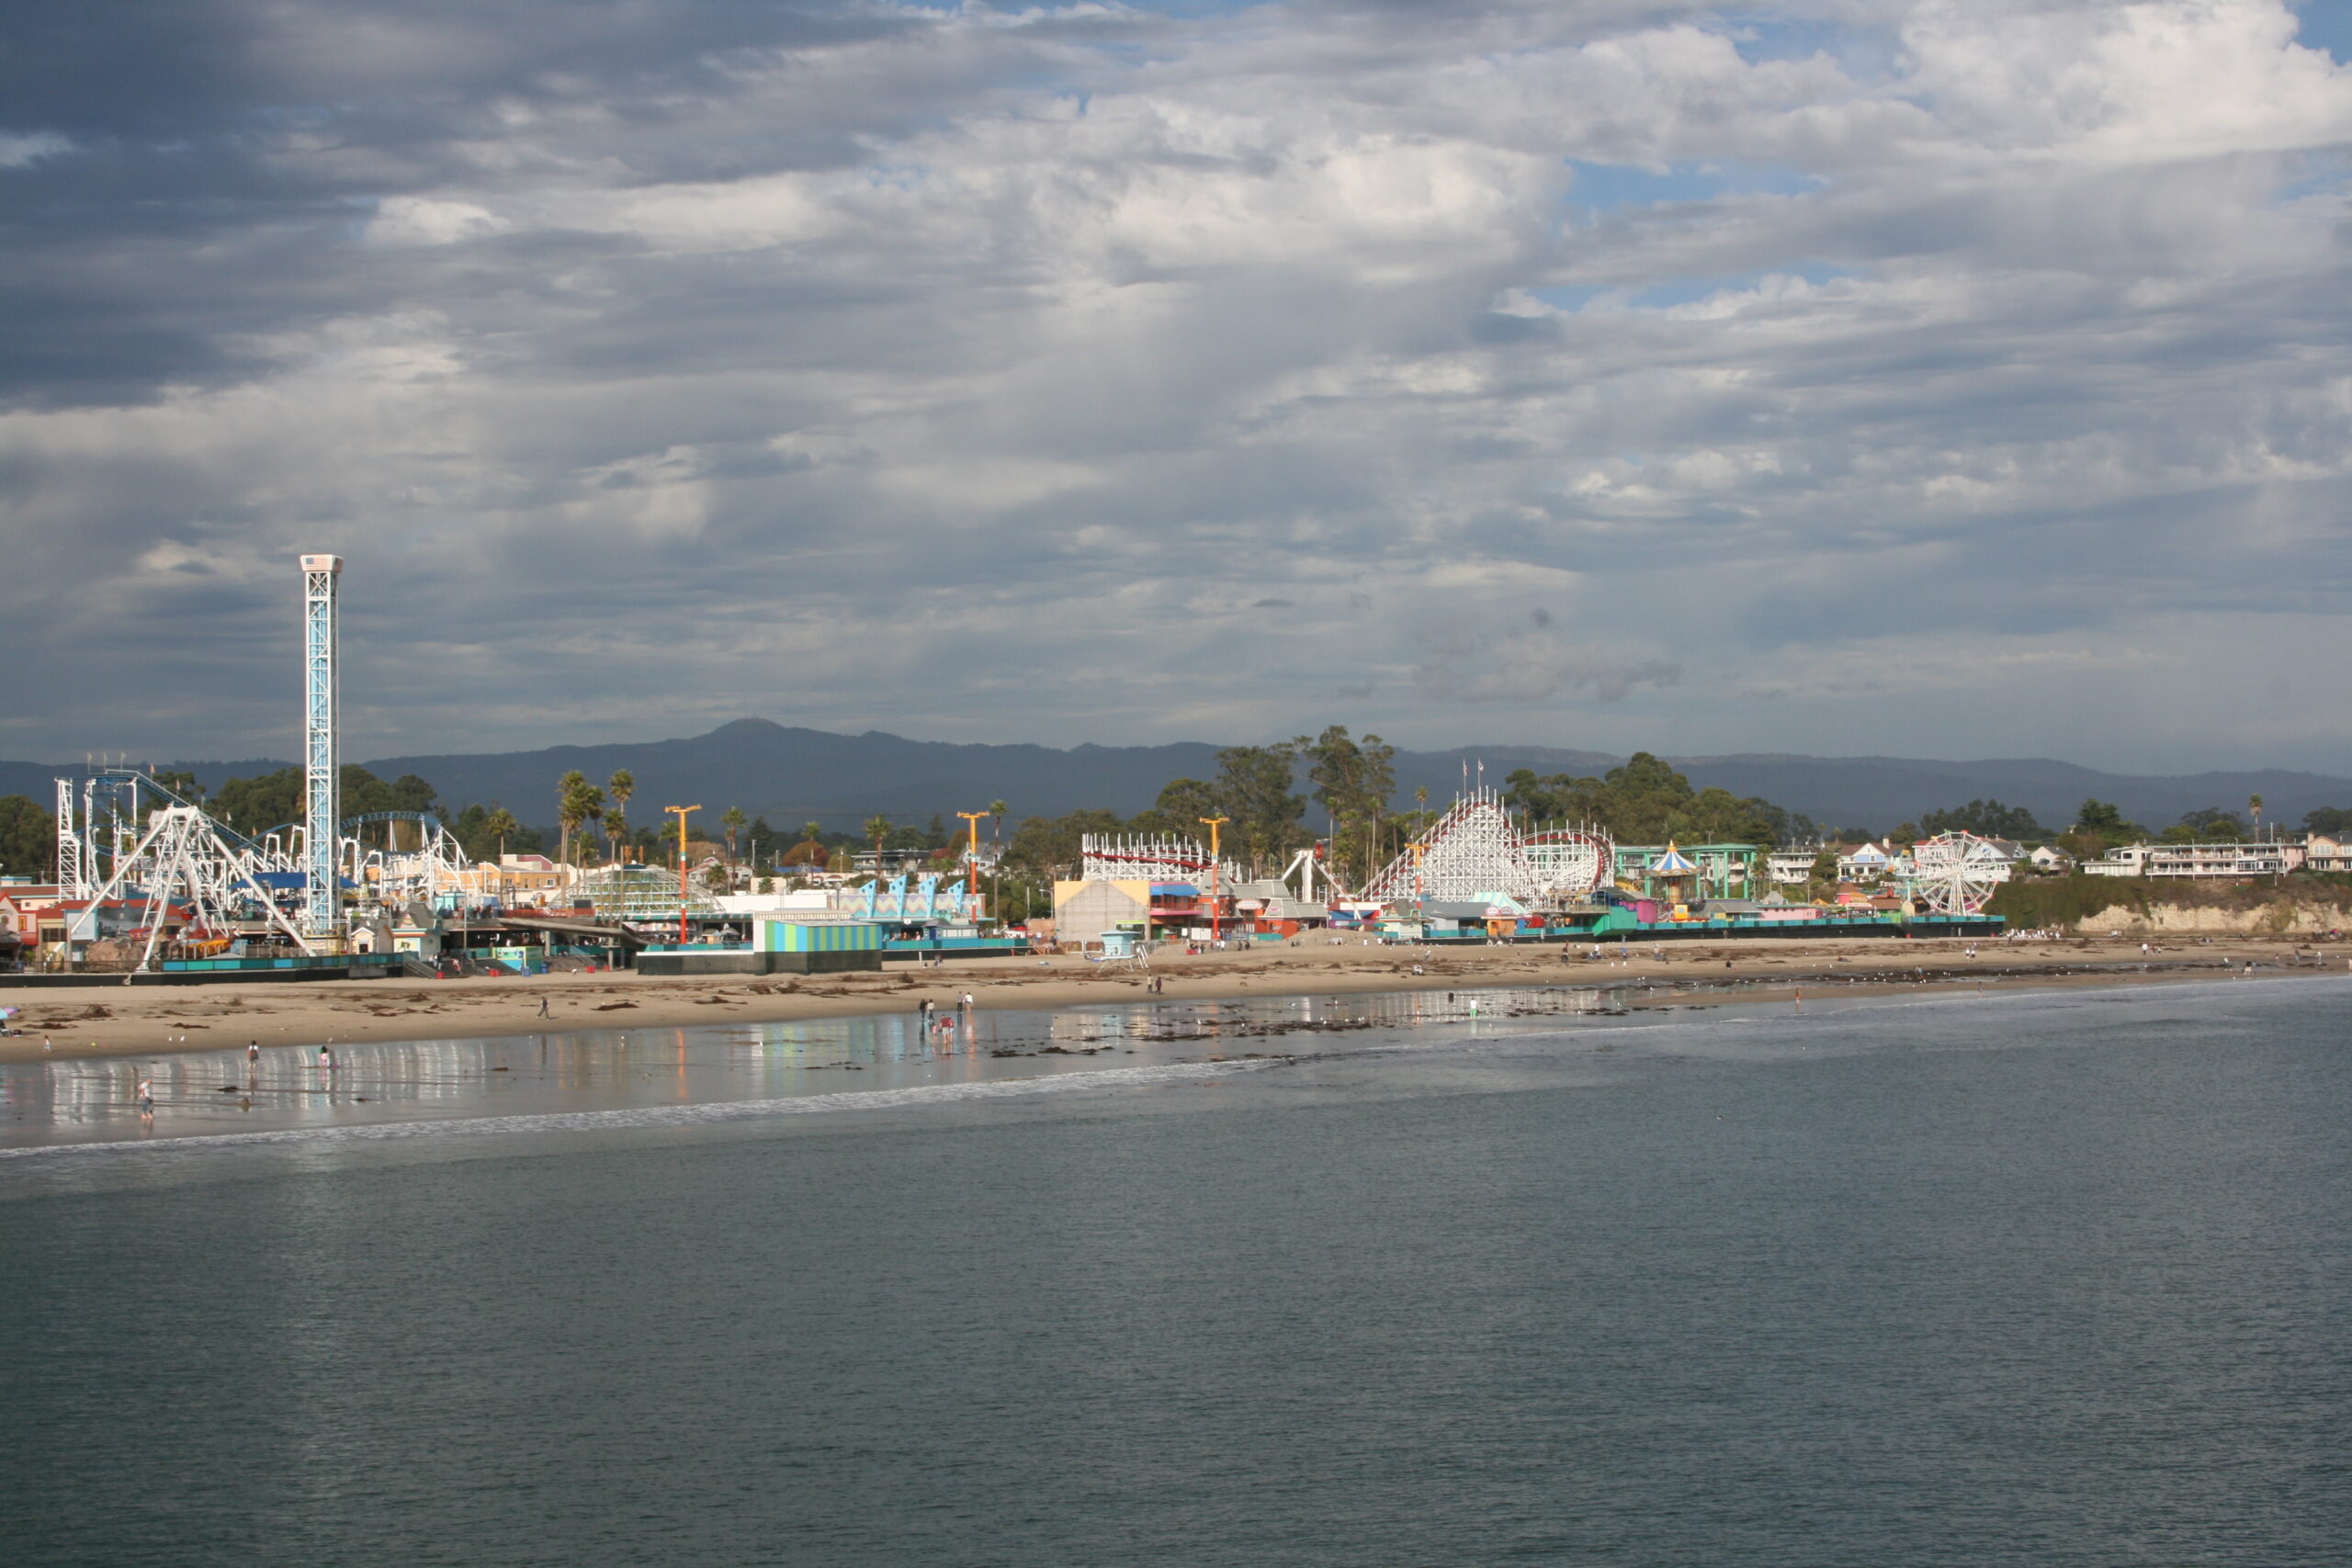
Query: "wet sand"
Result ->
[[6, 932, 2345, 1066]]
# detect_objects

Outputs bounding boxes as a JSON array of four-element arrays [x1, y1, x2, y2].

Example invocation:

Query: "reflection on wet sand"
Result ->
[[0, 987, 1612, 1151]]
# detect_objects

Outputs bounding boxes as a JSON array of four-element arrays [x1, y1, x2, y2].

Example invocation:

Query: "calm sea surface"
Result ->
[[3, 978, 2347, 1565]]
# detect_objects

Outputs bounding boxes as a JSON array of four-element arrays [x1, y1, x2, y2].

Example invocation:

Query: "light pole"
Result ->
[[665, 805, 701, 946], [1200, 816, 1229, 944], [957, 811, 987, 921]]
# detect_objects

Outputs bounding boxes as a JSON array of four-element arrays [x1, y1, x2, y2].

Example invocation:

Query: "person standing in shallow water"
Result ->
[[137, 1077, 154, 1120]]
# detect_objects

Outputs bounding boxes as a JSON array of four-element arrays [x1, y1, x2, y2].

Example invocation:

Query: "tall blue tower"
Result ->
[[300, 553, 343, 937]]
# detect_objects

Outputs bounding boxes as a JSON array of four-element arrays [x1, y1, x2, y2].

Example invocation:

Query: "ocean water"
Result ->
[[2, 978, 2347, 1565]]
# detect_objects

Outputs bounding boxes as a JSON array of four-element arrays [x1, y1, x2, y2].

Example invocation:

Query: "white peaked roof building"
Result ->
[[1838, 841, 1895, 879]]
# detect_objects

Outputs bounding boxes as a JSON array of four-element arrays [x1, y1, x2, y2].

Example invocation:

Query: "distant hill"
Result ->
[[4, 720, 2347, 839], [1645, 755, 2352, 839]]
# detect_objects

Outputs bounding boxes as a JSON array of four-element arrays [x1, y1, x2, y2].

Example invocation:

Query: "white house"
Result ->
[[2085, 841, 2299, 878], [2145, 841, 2298, 877], [1838, 841, 1901, 881]]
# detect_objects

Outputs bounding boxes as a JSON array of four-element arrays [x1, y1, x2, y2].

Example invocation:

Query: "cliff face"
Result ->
[[2075, 900, 2352, 935], [1995, 872, 2352, 935]]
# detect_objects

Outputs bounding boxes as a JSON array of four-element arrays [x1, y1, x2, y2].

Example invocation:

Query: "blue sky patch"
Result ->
[[1628, 264, 1853, 310], [2294, 0, 2352, 63], [1566, 159, 1822, 218], [1525, 264, 1855, 314]]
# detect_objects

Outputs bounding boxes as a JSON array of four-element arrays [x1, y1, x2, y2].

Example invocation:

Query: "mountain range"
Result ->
[[8, 719, 2349, 840]]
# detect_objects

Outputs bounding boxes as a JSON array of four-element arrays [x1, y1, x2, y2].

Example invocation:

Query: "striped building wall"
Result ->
[[756, 918, 884, 954]]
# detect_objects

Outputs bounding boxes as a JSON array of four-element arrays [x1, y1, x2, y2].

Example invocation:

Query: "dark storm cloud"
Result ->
[[2, 0, 2350, 770], [0, 3, 895, 140]]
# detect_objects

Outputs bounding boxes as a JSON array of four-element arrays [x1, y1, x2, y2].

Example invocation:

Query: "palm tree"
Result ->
[[557, 771, 588, 864], [988, 799, 1011, 922], [605, 770, 634, 862], [865, 814, 891, 872], [2249, 793, 2265, 841], [481, 805, 522, 908], [577, 784, 605, 864], [484, 807, 520, 860], [722, 806, 747, 864]]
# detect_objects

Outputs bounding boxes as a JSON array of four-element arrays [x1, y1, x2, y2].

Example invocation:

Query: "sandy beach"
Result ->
[[5, 932, 2344, 1065]]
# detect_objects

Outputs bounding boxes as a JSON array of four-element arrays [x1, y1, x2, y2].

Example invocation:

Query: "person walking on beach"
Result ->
[[247, 1041, 260, 1064], [138, 1077, 154, 1120], [318, 1045, 334, 1069], [537, 996, 550, 1019]]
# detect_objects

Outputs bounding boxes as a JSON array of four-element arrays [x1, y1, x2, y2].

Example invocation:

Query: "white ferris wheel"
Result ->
[[1907, 830, 2011, 915]]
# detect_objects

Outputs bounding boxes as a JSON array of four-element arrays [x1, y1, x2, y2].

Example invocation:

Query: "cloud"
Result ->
[[0, 133, 71, 167], [2, 0, 2350, 773], [1415, 618, 1683, 703], [365, 197, 512, 247]]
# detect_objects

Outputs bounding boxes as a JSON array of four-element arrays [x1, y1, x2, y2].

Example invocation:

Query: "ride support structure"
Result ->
[[301, 553, 343, 937], [70, 806, 316, 970], [54, 777, 86, 899]]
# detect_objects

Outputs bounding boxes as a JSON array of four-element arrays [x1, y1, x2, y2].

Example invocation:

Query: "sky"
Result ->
[[5, 0, 2351, 773]]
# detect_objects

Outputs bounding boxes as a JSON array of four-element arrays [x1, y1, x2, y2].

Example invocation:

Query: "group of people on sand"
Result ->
[[135, 1038, 334, 1122], [913, 995, 980, 1043]]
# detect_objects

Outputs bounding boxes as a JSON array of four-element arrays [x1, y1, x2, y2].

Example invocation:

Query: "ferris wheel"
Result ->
[[1521, 828, 1615, 902], [1907, 831, 2011, 915]]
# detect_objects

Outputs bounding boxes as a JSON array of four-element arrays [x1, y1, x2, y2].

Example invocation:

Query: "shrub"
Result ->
[[1987, 874, 2154, 929]]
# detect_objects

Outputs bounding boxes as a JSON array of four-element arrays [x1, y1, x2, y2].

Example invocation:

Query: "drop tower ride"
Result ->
[[300, 553, 343, 937]]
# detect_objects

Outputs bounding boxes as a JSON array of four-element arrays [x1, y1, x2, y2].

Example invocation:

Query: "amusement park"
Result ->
[[6, 554, 2014, 987], [23, 557, 586, 981], [1055, 786, 2007, 958], [9, 553, 1026, 982]]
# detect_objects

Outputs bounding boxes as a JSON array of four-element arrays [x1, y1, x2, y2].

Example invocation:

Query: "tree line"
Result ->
[[2, 748, 2350, 889], [1501, 753, 1817, 848], [1000, 740, 1819, 886], [1000, 728, 1402, 886]]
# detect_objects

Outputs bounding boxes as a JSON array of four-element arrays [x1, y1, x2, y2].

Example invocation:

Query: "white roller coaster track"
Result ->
[[1080, 833, 1238, 887], [1362, 790, 1543, 906], [1520, 827, 1617, 902]]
